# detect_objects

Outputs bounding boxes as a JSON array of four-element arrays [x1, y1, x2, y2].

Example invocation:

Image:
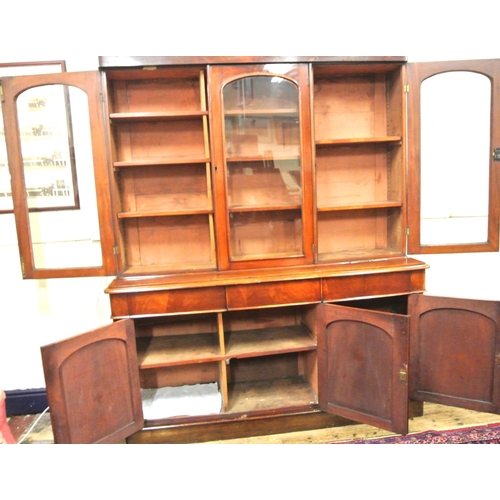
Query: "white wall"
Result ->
[[0, 55, 112, 390], [0, 2, 499, 391]]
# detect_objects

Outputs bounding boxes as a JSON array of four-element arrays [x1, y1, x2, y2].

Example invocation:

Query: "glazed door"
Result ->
[[317, 303, 410, 435], [41, 319, 144, 444], [409, 294, 500, 414], [209, 64, 314, 270], [407, 59, 500, 255], [1, 71, 117, 279]]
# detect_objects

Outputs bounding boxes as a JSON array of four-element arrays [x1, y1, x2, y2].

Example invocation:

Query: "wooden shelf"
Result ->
[[122, 261, 217, 277], [317, 248, 404, 263], [226, 153, 300, 163], [225, 108, 298, 116], [137, 334, 221, 369], [114, 156, 210, 168], [318, 201, 403, 212], [229, 251, 305, 262], [315, 136, 402, 147], [227, 376, 317, 413], [110, 111, 208, 122], [225, 325, 315, 359], [118, 208, 213, 219], [229, 204, 301, 213]]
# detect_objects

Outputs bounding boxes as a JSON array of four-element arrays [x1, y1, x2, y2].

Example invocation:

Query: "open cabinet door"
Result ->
[[409, 294, 500, 414], [41, 319, 144, 444], [317, 303, 410, 435]]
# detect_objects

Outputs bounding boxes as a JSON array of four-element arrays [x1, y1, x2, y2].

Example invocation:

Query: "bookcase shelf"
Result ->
[[110, 111, 208, 122], [316, 136, 402, 147]]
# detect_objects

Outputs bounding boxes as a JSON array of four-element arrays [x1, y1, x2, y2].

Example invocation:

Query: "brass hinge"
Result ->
[[495, 353, 500, 366], [113, 246, 119, 256], [399, 368, 408, 383], [0, 83, 4, 102], [100, 93, 105, 103], [404, 84, 410, 93], [20, 257, 26, 278], [405, 227, 410, 236]]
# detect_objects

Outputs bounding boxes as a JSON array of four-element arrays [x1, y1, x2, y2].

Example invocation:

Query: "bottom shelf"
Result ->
[[142, 383, 222, 420], [227, 376, 318, 413], [318, 247, 403, 263], [141, 376, 317, 423]]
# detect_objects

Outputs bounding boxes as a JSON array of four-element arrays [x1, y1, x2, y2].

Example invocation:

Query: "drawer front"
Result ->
[[322, 270, 425, 302], [227, 279, 321, 310], [110, 287, 227, 318]]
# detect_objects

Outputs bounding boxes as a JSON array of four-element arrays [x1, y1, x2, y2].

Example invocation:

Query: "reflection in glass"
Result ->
[[18, 85, 103, 269], [420, 71, 491, 245], [223, 76, 303, 260], [17, 85, 78, 210], [0, 61, 64, 213]]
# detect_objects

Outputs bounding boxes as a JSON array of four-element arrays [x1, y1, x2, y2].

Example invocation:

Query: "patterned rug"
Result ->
[[338, 423, 500, 444]]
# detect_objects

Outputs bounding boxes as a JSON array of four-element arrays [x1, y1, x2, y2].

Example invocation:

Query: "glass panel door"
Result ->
[[18, 84, 101, 270], [1, 71, 117, 278], [224, 75, 303, 261], [420, 71, 491, 246], [407, 60, 500, 254], [211, 64, 313, 269]]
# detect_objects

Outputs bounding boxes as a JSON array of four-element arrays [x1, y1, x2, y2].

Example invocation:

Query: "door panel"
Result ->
[[1, 70, 117, 278], [41, 319, 143, 444], [317, 303, 410, 435], [409, 294, 500, 413], [407, 59, 500, 254], [208, 63, 314, 270]]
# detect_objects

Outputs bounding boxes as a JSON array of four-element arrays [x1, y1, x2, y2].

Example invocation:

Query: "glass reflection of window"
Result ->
[[17, 85, 79, 212], [19, 85, 102, 270], [0, 61, 66, 213], [420, 71, 491, 246]]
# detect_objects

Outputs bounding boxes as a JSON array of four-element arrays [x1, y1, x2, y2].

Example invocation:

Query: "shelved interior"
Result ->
[[312, 64, 405, 262], [106, 68, 215, 274], [133, 305, 318, 420], [229, 210, 304, 260], [222, 73, 306, 264]]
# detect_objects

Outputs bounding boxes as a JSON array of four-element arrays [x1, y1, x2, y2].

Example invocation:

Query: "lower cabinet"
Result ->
[[41, 294, 500, 444]]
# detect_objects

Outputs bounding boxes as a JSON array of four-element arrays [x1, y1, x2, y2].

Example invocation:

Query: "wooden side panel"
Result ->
[[409, 294, 500, 413], [40, 320, 143, 444], [317, 303, 409, 434]]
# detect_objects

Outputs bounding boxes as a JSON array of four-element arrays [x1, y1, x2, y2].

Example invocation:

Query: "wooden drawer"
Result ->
[[227, 279, 321, 310], [322, 270, 425, 302], [110, 287, 226, 318]]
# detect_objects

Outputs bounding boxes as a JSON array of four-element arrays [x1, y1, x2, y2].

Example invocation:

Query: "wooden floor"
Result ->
[[8, 402, 500, 444]]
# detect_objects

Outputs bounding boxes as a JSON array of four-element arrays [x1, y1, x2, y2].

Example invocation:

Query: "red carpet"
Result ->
[[337, 423, 500, 444]]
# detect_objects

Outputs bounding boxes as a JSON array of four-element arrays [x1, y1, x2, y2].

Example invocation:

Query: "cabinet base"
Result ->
[[127, 409, 348, 444], [127, 401, 425, 444]]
